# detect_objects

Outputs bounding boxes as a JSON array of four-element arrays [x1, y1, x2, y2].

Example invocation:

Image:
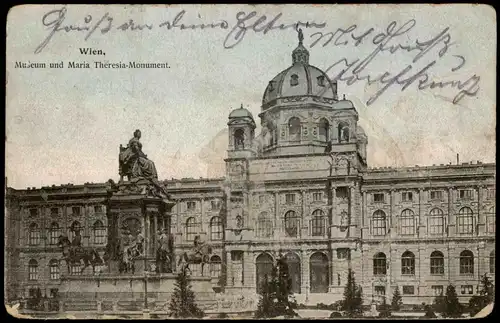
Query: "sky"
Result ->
[[5, 4, 496, 189]]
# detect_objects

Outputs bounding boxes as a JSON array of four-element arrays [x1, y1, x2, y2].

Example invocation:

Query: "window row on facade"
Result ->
[[372, 250, 495, 276], [27, 255, 223, 280], [370, 188, 495, 204], [370, 207, 496, 236], [27, 221, 107, 246], [26, 205, 105, 218]]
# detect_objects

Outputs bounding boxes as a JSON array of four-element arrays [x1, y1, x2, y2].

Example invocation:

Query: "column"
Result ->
[[418, 187, 424, 238], [145, 213, 150, 258], [389, 189, 394, 235], [245, 251, 256, 288], [274, 192, 279, 236], [362, 191, 367, 236], [226, 251, 233, 288], [153, 213, 158, 251], [300, 250, 309, 297], [200, 197, 205, 239], [349, 185, 354, 237], [301, 190, 307, 238], [447, 187, 454, 237], [477, 185, 483, 235]]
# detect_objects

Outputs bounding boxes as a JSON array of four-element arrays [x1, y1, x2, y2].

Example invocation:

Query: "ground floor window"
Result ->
[[256, 253, 273, 294], [310, 252, 329, 293], [285, 252, 301, 294]]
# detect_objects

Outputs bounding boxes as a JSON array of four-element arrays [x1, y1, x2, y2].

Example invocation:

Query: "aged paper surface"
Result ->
[[5, 4, 496, 319]]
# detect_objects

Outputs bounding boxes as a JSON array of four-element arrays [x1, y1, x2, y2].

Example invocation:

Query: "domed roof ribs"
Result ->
[[303, 64, 312, 95]]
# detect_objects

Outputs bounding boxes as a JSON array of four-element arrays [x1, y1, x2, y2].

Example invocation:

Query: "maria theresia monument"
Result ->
[[55, 130, 215, 315]]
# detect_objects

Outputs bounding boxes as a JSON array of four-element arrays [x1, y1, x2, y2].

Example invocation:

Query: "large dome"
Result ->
[[261, 29, 338, 109]]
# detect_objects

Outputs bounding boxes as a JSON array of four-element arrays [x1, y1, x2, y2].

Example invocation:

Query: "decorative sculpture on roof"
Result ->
[[116, 129, 170, 198]]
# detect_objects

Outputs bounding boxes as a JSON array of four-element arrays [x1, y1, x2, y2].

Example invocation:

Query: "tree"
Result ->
[[435, 284, 463, 318], [254, 255, 297, 318], [424, 303, 437, 318], [468, 274, 495, 316], [341, 268, 363, 317], [168, 268, 204, 318], [391, 286, 403, 311]]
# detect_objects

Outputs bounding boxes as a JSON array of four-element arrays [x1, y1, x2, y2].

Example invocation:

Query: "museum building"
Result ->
[[5, 32, 496, 309]]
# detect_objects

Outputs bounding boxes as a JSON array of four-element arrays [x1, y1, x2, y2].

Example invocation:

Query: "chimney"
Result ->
[[456, 153, 459, 165]]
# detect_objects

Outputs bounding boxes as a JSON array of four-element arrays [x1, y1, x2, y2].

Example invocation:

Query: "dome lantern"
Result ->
[[292, 28, 309, 65]]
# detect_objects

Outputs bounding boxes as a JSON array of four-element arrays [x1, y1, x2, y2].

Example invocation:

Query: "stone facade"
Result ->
[[4, 33, 495, 309]]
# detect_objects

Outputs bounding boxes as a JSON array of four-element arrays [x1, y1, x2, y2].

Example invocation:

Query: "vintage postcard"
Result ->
[[5, 4, 496, 319]]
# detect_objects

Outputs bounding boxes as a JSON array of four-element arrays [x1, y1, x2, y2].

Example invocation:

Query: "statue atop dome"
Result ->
[[292, 27, 309, 64]]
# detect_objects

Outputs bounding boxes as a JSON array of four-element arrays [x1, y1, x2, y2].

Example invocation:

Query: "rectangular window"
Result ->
[[336, 187, 349, 199], [374, 286, 386, 296], [187, 201, 196, 211], [70, 265, 81, 276], [487, 189, 495, 199], [430, 190, 444, 200], [285, 193, 295, 204], [337, 248, 350, 260], [459, 189, 473, 199], [460, 285, 474, 295], [50, 208, 59, 217], [487, 216, 496, 233], [403, 286, 415, 295], [72, 206, 81, 216], [28, 265, 38, 281], [313, 192, 323, 202], [94, 205, 103, 213], [29, 208, 38, 217], [402, 191, 413, 202], [431, 285, 444, 296], [373, 193, 385, 203], [50, 264, 60, 280], [211, 200, 221, 210]]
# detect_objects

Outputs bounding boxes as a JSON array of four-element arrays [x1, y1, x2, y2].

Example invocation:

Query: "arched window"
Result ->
[[457, 207, 474, 234], [288, 117, 301, 142], [68, 221, 81, 242], [49, 222, 61, 245], [28, 259, 38, 281], [311, 209, 325, 236], [310, 252, 329, 293], [92, 220, 106, 245], [284, 211, 300, 238], [487, 206, 495, 233], [430, 251, 445, 275], [257, 213, 273, 238], [400, 209, 415, 235], [371, 210, 387, 236], [318, 118, 329, 142], [256, 253, 274, 294], [49, 259, 60, 280], [210, 255, 222, 278], [28, 223, 40, 245], [401, 251, 416, 275], [373, 252, 387, 275], [185, 217, 197, 241], [490, 250, 495, 274], [285, 253, 301, 294], [459, 250, 474, 275], [338, 122, 349, 143], [290, 74, 299, 86], [429, 208, 445, 235], [234, 129, 244, 150], [210, 216, 223, 241]]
